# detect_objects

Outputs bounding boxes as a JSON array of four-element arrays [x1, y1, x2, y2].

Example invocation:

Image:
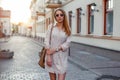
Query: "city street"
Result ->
[[0, 0, 120, 80], [0, 36, 98, 80]]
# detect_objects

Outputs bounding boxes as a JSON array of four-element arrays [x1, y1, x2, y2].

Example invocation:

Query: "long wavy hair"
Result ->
[[54, 8, 71, 36]]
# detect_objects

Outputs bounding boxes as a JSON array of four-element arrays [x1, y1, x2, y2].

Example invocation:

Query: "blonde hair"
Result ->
[[54, 8, 71, 36]]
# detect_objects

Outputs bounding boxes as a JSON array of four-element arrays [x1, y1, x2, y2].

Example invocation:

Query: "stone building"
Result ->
[[0, 7, 11, 38]]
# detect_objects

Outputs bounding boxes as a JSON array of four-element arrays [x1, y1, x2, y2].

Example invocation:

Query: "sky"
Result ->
[[0, 0, 32, 23]]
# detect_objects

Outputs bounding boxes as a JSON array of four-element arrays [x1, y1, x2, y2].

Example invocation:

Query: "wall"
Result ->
[[113, 0, 120, 36], [62, 0, 120, 51]]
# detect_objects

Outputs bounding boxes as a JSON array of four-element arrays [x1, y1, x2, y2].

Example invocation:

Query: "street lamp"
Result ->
[[79, 8, 85, 15], [91, 3, 99, 12]]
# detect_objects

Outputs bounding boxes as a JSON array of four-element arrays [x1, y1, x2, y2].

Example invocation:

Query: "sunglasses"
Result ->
[[55, 14, 64, 17]]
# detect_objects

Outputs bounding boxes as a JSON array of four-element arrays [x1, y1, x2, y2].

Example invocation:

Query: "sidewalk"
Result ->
[[0, 37, 10, 43], [69, 42, 120, 78], [0, 38, 5, 42]]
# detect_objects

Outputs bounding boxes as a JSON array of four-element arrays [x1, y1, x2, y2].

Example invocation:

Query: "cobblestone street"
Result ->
[[0, 36, 49, 80], [0, 0, 120, 80], [0, 36, 98, 80]]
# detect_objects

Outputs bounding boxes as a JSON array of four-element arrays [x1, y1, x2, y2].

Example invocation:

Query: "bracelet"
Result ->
[[56, 48, 59, 52]]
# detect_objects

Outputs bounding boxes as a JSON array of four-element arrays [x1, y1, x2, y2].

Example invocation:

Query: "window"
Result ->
[[76, 8, 82, 33], [68, 11, 72, 28], [104, 0, 113, 35], [88, 4, 95, 34]]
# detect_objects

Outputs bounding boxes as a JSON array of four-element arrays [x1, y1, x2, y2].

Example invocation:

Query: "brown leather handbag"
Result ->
[[38, 47, 46, 68], [38, 26, 53, 68]]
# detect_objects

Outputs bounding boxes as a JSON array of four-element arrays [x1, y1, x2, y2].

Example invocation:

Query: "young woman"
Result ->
[[44, 8, 71, 80]]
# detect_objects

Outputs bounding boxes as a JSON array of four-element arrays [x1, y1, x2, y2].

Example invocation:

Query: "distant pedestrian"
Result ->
[[44, 8, 71, 80]]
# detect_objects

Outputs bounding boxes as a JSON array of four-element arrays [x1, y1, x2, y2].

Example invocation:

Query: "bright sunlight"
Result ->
[[0, 0, 32, 23]]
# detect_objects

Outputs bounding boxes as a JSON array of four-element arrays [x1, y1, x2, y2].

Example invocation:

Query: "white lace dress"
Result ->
[[44, 24, 71, 74]]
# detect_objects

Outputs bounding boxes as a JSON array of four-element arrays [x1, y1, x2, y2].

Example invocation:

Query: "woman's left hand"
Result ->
[[46, 48, 56, 55]]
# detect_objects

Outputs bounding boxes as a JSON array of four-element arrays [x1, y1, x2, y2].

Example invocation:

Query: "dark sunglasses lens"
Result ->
[[56, 14, 64, 17], [60, 14, 64, 16], [56, 14, 59, 17]]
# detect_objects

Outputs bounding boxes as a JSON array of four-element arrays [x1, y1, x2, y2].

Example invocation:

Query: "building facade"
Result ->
[[30, 0, 120, 52], [0, 7, 11, 37]]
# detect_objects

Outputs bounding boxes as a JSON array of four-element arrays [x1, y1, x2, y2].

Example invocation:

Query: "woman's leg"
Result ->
[[58, 72, 66, 80], [49, 72, 56, 80]]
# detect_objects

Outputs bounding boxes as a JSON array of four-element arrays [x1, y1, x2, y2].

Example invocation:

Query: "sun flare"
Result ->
[[0, 0, 31, 24]]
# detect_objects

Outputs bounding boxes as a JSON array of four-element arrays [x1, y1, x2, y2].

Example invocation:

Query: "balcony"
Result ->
[[45, 0, 62, 8], [36, 11, 45, 16]]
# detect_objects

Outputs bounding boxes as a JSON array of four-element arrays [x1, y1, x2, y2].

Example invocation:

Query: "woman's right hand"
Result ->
[[46, 54, 52, 67], [46, 48, 56, 55]]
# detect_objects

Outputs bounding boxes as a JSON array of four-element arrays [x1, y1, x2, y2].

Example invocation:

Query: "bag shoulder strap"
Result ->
[[49, 25, 54, 45]]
